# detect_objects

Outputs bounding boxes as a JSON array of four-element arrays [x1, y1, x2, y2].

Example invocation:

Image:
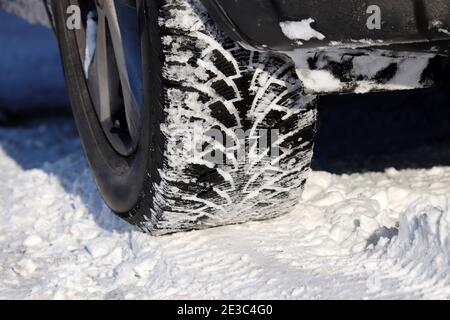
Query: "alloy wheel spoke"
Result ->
[[90, 12, 116, 124], [77, 0, 143, 156], [99, 1, 141, 149]]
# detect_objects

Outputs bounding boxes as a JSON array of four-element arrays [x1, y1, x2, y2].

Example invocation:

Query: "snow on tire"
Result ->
[[129, 0, 318, 234]]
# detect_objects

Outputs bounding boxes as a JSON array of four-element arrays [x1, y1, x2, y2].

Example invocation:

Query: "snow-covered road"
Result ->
[[1, 91, 450, 299]]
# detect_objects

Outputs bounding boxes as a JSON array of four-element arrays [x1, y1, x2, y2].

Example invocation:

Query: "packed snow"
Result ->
[[1, 100, 449, 299]]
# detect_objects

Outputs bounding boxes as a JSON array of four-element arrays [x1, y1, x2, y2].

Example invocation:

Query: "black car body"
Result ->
[[201, 0, 450, 53]]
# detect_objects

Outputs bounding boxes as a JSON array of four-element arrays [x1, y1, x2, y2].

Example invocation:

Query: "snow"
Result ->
[[431, 20, 450, 36], [280, 18, 325, 40], [294, 69, 342, 93], [1, 111, 449, 299], [438, 28, 450, 36], [280, 19, 325, 43], [0, 0, 49, 26]]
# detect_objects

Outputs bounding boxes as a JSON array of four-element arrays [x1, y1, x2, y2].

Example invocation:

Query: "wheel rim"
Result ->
[[73, 0, 143, 156]]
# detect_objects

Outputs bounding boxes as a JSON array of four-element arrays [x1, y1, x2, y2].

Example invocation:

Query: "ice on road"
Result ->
[[0, 110, 449, 299]]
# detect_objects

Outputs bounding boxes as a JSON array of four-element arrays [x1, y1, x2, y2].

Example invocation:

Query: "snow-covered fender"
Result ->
[[201, 0, 448, 95], [285, 48, 443, 95], [33, 0, 448, 94], [200, 0, 450, 52]]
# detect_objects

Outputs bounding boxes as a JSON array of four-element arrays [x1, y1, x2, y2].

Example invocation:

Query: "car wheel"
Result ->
[[52, 0, 317, 234]]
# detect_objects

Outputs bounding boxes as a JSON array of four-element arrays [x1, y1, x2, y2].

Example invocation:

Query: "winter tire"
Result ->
[[52, 0, 317, 234]]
